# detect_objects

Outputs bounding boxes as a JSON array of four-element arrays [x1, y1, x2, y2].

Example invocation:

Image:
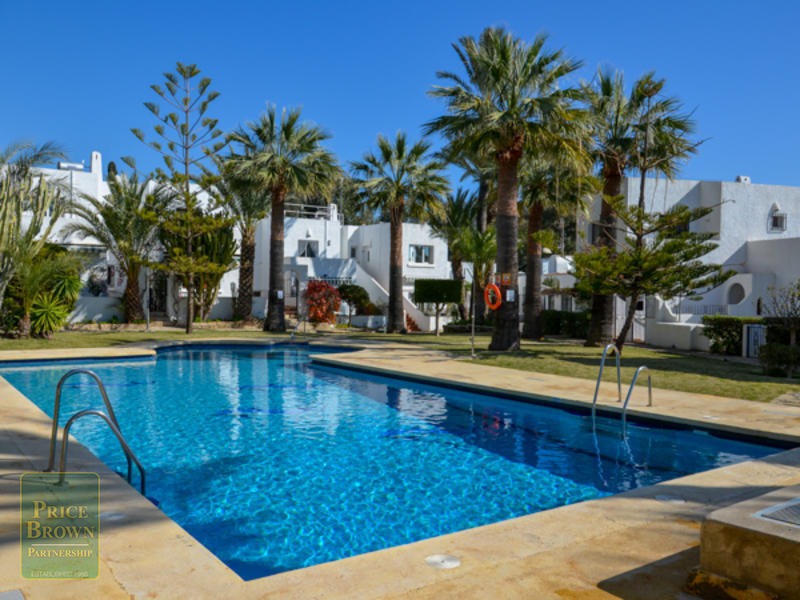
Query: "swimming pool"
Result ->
[[0, 344, 785, 579]]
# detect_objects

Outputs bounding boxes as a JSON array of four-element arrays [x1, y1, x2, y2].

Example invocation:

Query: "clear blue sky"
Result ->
[[2, 1, 798, 186]]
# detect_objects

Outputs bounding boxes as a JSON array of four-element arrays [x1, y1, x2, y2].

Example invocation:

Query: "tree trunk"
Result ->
[[452, 258, 468, 320], [388, 205, 404, 333], [18, 312, 31, 339], [435, 302, 441, 336], [586, 164, 622, 346], [264, 189, 286, 332], [489, 150, 521, 351], [474, 177, 490, 325], [615, 294, 639, 352], [123, 265, 144, 323], [522, 200, 544, 339], [235, 227, 256, 320], [185, 245, 194, 334]]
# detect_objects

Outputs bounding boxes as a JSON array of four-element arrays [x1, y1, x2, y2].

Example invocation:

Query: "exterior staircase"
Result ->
[[405, 313, 421, 332]]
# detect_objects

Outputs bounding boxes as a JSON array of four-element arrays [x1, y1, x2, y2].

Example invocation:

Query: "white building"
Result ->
[[33, 151, 457, 331], [578, 175, 800, 350]]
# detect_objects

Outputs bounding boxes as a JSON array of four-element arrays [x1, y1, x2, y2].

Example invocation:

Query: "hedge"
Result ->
[[758, 342, 800, 377], [701, 315, 764, 355], [413, 279, 463, 304], [541, 310, 590, 338]]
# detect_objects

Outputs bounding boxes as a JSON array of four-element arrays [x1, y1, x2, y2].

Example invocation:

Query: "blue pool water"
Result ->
[[1, 344, 784, 579]]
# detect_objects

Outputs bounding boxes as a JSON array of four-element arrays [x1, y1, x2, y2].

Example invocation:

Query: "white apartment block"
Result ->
[[32, 152, 456, 331], [578, 175, 800, 350]]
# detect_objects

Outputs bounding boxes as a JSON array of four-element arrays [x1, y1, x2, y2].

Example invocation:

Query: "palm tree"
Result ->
[[427, 27, 581, 350], [215, 159, 269, 321], [520, 155, 597, 339], [583, 69, 699, 345], [428, 188, 475, 320], [350, 133, 449, 332], [1, 140, 66, 182], [227, 106, 340, 332], [64, 170, 168, 322], [458, 226, 497, 324]]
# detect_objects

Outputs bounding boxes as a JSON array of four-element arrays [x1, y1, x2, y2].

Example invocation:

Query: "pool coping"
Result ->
[[2, 340, 800, 599]]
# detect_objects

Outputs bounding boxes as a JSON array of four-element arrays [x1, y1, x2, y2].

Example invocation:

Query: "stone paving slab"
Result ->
[[0, 343, 799, 599]]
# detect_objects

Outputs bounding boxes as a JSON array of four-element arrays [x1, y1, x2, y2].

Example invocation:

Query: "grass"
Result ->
[[0, 328, 286, 351], [0, 328, 797, 403], [347, 332, 800, 403]]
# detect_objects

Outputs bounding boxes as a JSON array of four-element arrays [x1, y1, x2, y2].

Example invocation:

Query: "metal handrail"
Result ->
[[58, 409, 146, 495], [591, 344, 622, 418], [45, 369, 131, 480], [290, 318, 307, 341], [621, 365, 653, 437]]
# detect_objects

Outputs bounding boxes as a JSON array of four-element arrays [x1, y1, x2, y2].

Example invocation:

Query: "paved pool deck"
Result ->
[[1, 339, 800, 599]]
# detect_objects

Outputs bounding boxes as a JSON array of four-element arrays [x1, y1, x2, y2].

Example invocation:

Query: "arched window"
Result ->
[[728, 283, 746, 305]]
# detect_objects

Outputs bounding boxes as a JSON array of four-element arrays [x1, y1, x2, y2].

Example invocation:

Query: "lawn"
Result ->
[[0, 328, 286, 351], [0, 328, 796, 403], [349, 332, 800, 403]]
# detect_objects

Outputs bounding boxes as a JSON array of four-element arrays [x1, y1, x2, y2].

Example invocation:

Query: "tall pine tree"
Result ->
[[131, 62, 231, 333]]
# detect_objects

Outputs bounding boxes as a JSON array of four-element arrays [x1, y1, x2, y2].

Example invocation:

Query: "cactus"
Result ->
[[0, 174, 65, 310]]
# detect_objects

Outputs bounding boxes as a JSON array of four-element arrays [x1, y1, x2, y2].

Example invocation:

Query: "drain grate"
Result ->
[[755, 498, 800, 526]]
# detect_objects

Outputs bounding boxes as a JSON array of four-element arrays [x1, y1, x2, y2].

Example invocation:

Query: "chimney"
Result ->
[[90, 151, 102, 176]]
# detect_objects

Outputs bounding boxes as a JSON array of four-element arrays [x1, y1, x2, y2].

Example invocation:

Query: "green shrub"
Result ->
[[362, 302, 381, 316], [763, 317, 791, 345], [539, 310, 590, 338], [338, 284, 370, 312], [540, 310, 562, 335], [30, 293, 70, 338], [701, 315, 764, 355], [413, 279, 462, 304], [758, 343, 800, 377], [563, 311, 591, 338]]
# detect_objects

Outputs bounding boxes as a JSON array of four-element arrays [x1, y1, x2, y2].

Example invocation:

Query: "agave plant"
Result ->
[[31, 293, 70, 338]]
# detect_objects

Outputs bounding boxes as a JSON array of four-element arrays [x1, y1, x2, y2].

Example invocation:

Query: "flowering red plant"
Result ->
[[303, 280, 341, 323]]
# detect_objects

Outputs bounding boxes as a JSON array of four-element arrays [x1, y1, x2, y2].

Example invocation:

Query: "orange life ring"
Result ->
[[484, 284, 502, 311]]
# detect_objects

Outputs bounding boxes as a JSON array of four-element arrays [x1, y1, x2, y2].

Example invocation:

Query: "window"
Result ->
[[298, 240, 319, 257], [562, 295, 573, 313], [669, 221, 690, 237], [770, 212, 787, 232], [409, 245, 433, 264], [769, 204, 787, 232], [728, 283, 746, 305], [350, 246, 356, 258]]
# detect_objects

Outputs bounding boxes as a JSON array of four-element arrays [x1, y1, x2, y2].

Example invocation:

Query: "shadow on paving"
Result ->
[[0, 425, 175, 551], [596, 547, 700, 599]]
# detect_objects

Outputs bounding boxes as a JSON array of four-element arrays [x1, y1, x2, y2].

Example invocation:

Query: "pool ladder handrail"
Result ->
[[290, 318, 307, 341], [44, 369, 134, 485], [57, 409, 147, 495], [621, 365, 653, 437], [591, 344, 622, 418]]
